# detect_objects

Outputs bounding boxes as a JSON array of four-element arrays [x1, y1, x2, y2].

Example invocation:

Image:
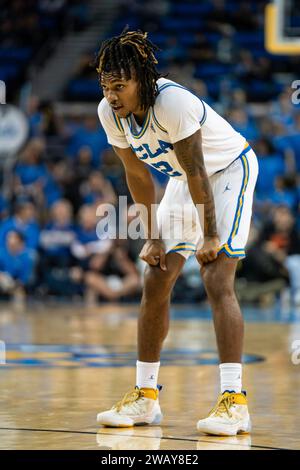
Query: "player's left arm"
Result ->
[[173, 129, 220, 264]]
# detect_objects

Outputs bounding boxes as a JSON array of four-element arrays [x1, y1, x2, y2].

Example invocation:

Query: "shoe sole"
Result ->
[[98, 412, 163, 428], [197, 419, 251, 436]]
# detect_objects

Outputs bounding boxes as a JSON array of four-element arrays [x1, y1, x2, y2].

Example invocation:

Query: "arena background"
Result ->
[[0, 0, 300, 452]]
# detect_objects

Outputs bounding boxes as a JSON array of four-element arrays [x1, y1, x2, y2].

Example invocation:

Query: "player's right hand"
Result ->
[[196, 235, 220, 265], [139, 240, 167, 271]]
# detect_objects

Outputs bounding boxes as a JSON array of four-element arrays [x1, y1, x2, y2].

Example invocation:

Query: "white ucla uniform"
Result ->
[[98, 78, 258, 259]]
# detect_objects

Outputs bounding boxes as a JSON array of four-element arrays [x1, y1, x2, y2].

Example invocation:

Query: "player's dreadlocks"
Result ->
[[95, 27, 163, 111]]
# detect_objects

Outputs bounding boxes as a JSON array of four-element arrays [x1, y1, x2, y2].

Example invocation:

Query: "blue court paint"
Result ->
[[2, 343, 264, 368], [170, 305, 300, 323]]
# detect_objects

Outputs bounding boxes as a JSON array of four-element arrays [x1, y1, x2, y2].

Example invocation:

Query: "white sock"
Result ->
[[136, 360, 160, 389], [219, 363, 242, 394]]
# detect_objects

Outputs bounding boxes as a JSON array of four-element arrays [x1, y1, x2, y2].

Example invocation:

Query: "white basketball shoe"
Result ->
[[97, 386, 163, 428], [197, 390, 251, 436]]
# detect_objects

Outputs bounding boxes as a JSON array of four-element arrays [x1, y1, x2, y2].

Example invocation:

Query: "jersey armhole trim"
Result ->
[[157, 83, 207, 128], [200, 100, 207, 126], [158, 83, 189, 93]]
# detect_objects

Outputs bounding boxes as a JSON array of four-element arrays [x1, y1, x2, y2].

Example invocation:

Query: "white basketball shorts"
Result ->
[[157, 144, 259, 260]]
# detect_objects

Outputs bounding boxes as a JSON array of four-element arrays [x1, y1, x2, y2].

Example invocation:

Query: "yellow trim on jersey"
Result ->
[[128, 109, 151, 139], [112, 111, 124, 133]]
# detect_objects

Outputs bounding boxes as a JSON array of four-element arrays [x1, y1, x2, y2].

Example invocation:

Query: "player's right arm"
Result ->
[[112, 146, 166, 271], [112, 145, 155, 237], [98, 98, 166, 270]]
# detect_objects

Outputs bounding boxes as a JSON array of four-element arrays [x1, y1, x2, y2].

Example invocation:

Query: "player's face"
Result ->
[[100, 72, 141, 118]]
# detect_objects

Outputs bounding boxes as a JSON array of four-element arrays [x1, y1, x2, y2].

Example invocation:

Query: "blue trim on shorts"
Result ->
[[219, 146, 251, 258]]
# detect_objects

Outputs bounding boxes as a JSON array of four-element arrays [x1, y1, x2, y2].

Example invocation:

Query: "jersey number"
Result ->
[[151, 161, 182, 177]]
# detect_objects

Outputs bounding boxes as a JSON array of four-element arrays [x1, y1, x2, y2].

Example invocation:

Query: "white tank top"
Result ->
[[98, 77, 247, 180]]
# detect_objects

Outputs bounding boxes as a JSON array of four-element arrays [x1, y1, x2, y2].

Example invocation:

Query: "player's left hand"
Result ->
[[139, 239, 167, 271], [196, 236, 220, 265]]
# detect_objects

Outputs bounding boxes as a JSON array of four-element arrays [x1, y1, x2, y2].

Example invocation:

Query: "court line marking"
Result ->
[[0, 427, 292, 451]]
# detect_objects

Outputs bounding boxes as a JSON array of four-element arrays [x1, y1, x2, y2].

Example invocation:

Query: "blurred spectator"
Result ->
[[14, 138, 47, 188], [38, 199, 76, 296], [120, 0, 169, 32], [230, 89, 247, 109], [26, 96, 43, 137], [0, 230, 35, 304], [190, 79, 214, 106], [173, 255, 206, 303], [66, 116, 108, 167], [231, 2, 258, 31], [0, 201, 40, 251], [74, 53, 95, 79], [271, 175, 299, 213], [80, 171, 117, 206], [118, 203, 145, 262], [73, 146, 95, 185], [271, 121, 295, 172], [13, 138, 62, 208], [38, 101, 63, 140], [0, 195, 9, 221], [270, 90, 296, 129], [255, 138, 286, 198], [236, 225, 289, 306], [69, 204, 115, 297], [100, 148, 129, 198], [67, 0, 91, 31], [38, 0, 67, 33], [39, 199, 75, 262], [49, 160, 80, 211], [160, 36, 185, 65], [71, 204, 113, 266], [259, 206, 300, 305], [288, 114, 300, 172], [188, 33, 215, 64], [227, 108, 259, 142], [204, 0, 233, 34], [84, 241, 141, 304], [234, 50, 255, 79]]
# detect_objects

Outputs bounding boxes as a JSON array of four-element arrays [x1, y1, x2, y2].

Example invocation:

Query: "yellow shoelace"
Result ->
[[114, 388, 144, 412], [209, 395, 233, 418]]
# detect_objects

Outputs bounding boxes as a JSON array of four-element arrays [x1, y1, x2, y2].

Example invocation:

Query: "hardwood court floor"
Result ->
[[0, 302, 299, 450]]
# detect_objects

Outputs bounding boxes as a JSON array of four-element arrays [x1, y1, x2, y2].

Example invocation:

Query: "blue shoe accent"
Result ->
[[134, 385, 163, 391], [152, 412, 163, 425]]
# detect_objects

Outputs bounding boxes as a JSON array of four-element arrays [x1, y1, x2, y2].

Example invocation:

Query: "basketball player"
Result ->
[[95, 29, 258, 436]]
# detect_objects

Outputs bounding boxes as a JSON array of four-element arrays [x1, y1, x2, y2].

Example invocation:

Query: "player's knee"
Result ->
[[143, 264, 175, 299], [201, 264, 234, 300]]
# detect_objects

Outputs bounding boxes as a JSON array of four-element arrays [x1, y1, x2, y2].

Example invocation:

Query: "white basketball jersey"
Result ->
[[98, 78, 247, 180]]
